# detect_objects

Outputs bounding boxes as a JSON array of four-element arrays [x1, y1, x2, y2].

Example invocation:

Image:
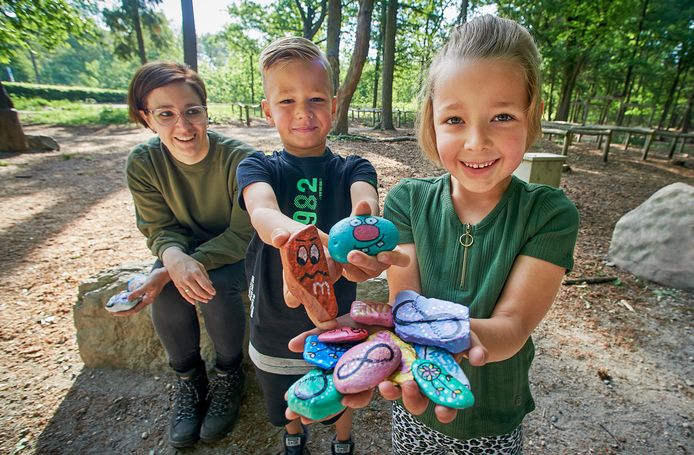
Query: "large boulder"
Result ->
[[608, 183, 694, 291], [74, 264, 390, 372]]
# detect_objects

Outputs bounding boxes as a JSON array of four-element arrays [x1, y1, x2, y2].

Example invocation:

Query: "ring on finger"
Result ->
[[184, 288, 191, 293]]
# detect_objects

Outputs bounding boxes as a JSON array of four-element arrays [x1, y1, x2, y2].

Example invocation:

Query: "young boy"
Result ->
[[236, 37, 395, 455]]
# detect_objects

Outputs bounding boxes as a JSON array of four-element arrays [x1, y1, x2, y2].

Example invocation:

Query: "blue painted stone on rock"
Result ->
[[287, 368, 346, 421], [105, 290, 142, 313], [333, 339, 402, 394], [414, 344, 471, 389], [303, 335, 353, 370], [412, 359, 475, 409], [328, 215, 399, 263], [393, 290, 470, 353]]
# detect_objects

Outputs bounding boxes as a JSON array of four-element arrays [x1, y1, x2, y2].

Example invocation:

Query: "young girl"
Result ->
[[378, 15, 579, 454], [286, 14, 578, 454]]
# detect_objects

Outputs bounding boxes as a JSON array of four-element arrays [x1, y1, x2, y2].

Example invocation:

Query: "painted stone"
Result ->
[[127, 274, 147, 292], [280, 224, 338, 322], [414, 344, 471, 389], [393, 290, 470, 353], [105, 290, 141, 313], [333, 339, 402, 394], [303, 335, 353, 370], [318, 326, 369, 344], [350, 300, 394, 327], [412, 359, 475, 409], [368, 331, 417, 385], [287, 368, 346, 421], [328, 215, 399, 263]]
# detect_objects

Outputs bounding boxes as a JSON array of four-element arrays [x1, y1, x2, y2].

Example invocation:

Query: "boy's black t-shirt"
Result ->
[[237, 148, 378, 360]]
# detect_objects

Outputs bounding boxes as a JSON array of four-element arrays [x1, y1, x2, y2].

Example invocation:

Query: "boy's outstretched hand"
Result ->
[[340, 200, 410, 283]]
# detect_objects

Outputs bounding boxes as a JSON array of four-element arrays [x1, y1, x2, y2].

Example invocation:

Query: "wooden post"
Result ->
[[562, 132, 572, 156], [238, 104, 243, 121], [397, 110, 401, 128], [602, 129, 612, 162], [244, 104, 250, 127], [641, 131, 655, 160], [623, 131, 632, 152], [668, 135, 679, 159]]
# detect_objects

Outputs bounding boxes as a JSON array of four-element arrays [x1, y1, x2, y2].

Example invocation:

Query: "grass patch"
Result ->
[[18, 99, 130, 126]]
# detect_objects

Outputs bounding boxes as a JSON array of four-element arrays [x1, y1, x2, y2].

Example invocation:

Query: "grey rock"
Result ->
[[608, 182, 694, 291], [75, 263, 389, 372], [26, 134, 60, 151]]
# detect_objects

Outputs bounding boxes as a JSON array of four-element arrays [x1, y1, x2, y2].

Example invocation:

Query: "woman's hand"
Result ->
[[161, 247, 215, 305], [112, 267, 170, 316]]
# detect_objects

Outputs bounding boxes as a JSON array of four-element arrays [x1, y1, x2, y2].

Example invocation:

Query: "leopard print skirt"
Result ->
[[391, 402, 523, 455]]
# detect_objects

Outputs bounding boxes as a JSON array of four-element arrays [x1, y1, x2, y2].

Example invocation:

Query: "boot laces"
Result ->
[[206, 372, 240, 416], [174, 377, 201, 421]]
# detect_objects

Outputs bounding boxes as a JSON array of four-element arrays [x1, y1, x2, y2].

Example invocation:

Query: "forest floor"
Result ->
[[0, 122, 692, 455]]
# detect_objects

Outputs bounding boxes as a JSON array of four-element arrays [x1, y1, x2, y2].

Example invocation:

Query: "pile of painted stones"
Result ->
[[287, 291, 475, 420]]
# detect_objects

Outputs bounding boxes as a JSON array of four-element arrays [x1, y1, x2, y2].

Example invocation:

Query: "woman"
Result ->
[[117, 61, 255, 448]]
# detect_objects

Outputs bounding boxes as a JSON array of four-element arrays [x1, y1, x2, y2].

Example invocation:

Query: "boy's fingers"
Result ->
[[350, 200, 372, 216], [288, 328, 321, 352], [271, 228, 291, 248]]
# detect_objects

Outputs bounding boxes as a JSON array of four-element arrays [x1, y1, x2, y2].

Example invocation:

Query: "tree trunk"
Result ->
[[371, 0, 386, 109], [326, 0, 341, 95], [333, 0, 374, 134], [295, 0, 327, 40], [0, 81, 28, 152], [181, 0, 198, 71], [29, 49, 40, 83], [248, 52, 255, 103], [380, 0, 397, 131], [657, 52, 686, 130], [128, 0, 147, 64], [456, 0, 468, 25], [616, 0, 649, 125], [555, 56, 586, 121], [681, 87, 693, 133]]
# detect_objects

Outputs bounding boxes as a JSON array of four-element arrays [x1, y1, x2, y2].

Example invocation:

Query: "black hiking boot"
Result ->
[[168, 366, 208, 448], [199, 366, 246, 443]]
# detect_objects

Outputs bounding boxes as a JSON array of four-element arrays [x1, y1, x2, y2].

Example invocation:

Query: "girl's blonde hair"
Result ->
[[417, 15, 542, 165]]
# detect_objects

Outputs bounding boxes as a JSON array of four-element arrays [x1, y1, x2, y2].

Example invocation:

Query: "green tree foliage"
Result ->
[[102, 0, 172, 64]]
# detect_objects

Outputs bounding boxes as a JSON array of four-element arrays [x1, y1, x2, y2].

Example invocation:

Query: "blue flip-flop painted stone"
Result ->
[[328, 215, 399, 263], [287, 368, 346, 421], [412, 359, 475, 409], [414, 344, 471, 389], [393, 290, 470, 353], [105, 290, 142, 313], [303, 335, 353, 370]]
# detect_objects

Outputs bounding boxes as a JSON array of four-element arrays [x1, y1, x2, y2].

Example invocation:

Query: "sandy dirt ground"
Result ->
[[0, 122, 692, 455]]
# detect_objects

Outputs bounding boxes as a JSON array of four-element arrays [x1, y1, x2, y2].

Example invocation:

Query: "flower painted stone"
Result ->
[[414, 344, 471, 389], [280, 224, 338, 322], [350, 300, 394, 327], [105, 290, 142, 313], [287, 368, 346, 421], [328, 215, 399, 263], [318, 326, 369, 344], [303, 335, 353, 370], [333, 339, 402, 394], [368, 331, 417, 385], [393, 290, 470, 353], [412, 359, 475, 409]]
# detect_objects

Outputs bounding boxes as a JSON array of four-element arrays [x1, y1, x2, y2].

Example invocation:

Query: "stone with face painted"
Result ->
[[328, 215, 399, 263], [280, 224, 338, 322]]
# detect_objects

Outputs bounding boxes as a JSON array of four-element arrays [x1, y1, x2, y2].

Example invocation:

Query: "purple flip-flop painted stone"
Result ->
[[350, 300, 394, 327], [303, 335, 353, 370], [333, 339, 402, 394], [318, 326, 369, 344], [393, 290, 470, 353]]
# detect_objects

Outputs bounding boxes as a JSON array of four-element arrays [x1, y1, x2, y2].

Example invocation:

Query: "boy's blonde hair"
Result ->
[[417, 15, 542, 165], [259, 36, 333, 95]]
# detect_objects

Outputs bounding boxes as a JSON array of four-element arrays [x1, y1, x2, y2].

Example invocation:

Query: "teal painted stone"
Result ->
[[328, 215, 399, 263], [414, 344, 471, 389], [287, 368, 346, 421], [393, 290, 470, 353], [412, 359, 474, 409], [303, 335, 353, 370]]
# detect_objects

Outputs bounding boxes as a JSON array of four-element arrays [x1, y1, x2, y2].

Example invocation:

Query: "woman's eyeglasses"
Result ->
[[145, 106, 208, 126]]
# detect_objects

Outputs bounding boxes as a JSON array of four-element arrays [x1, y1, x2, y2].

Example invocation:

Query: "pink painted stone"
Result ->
[[318, 326, 369, 344], [350, 300, 394, 327], [367, 330, 417, 385], [332, 339, 402, 394]]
